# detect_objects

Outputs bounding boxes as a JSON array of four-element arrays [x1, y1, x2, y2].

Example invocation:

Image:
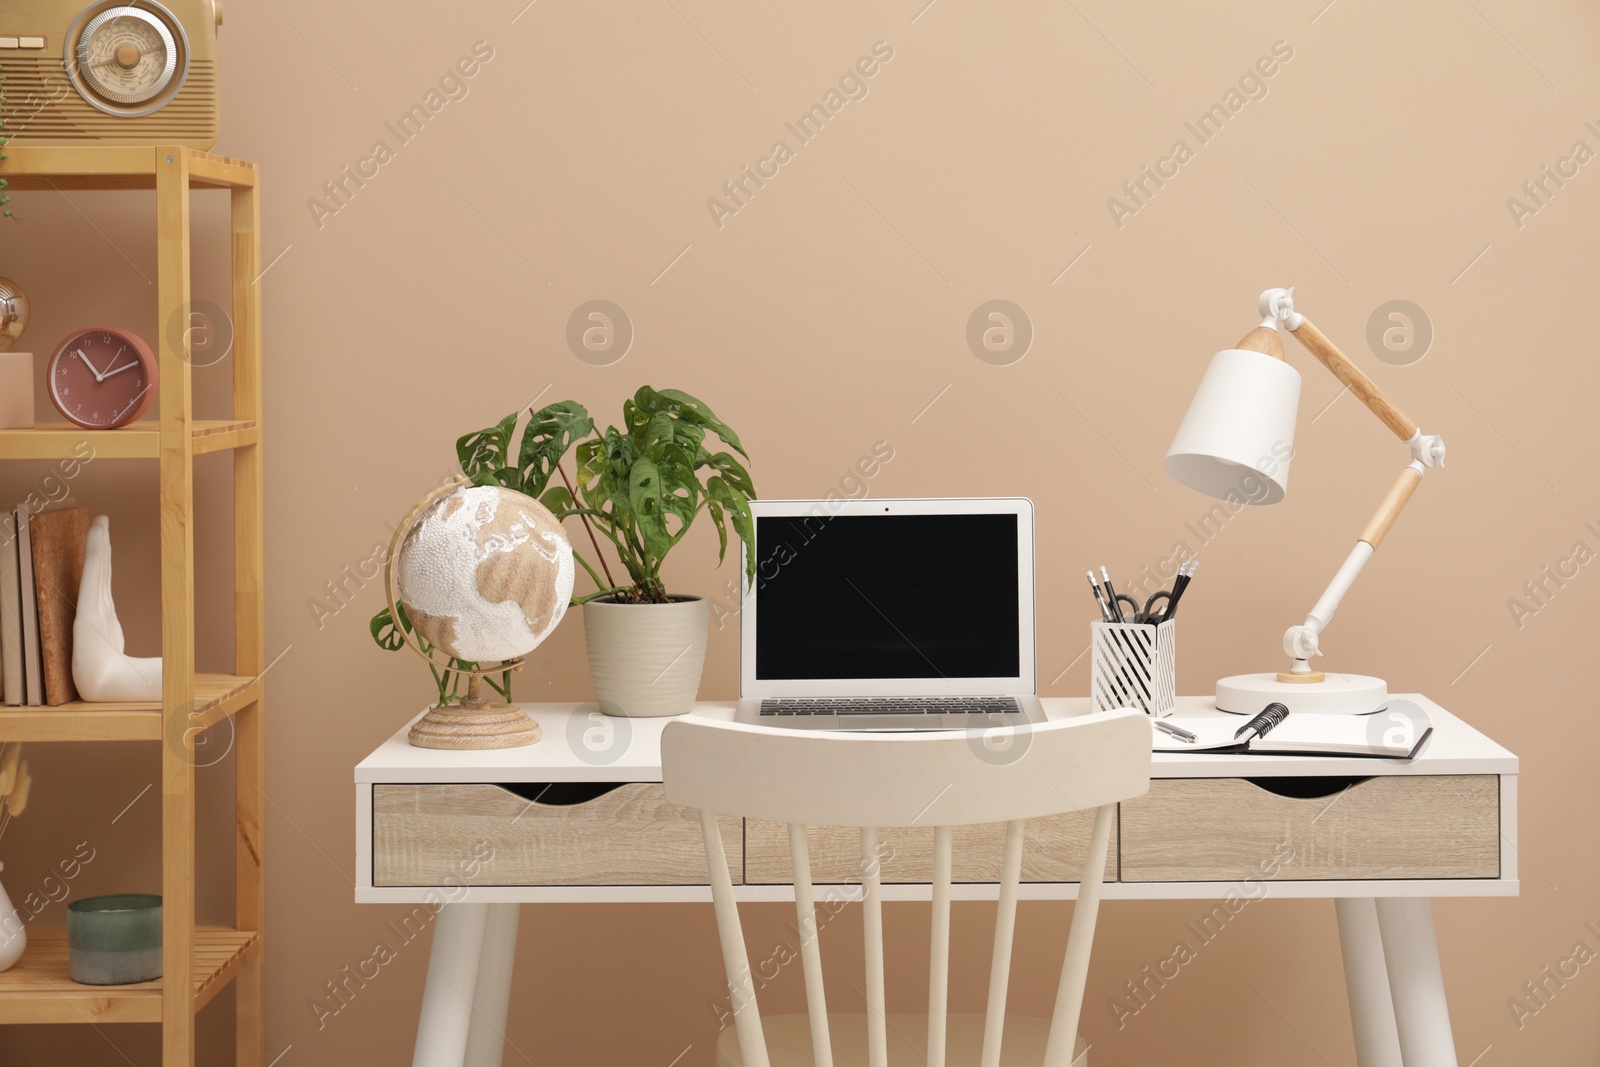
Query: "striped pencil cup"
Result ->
[[1090, 620, 1176, 717]]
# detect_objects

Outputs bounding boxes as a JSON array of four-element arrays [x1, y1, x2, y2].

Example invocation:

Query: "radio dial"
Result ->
[[66, 0, 191, 116]]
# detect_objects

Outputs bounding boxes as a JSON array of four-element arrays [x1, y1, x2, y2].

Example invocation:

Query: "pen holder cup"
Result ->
[[1090, 619, 1176, 718]]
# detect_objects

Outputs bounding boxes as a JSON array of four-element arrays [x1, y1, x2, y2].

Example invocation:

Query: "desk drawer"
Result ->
[[372, 783, 742, 887], [745, 811, 1116, 885], [1119, 775, 1499, 882]]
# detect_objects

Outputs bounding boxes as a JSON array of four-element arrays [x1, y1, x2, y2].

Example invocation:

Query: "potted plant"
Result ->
[[371, 387, 756, 717]]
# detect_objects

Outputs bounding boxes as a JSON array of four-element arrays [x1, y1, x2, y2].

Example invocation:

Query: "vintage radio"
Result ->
[[1, 1, 222, 148]]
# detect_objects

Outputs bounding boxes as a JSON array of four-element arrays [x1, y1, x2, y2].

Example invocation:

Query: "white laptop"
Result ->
[[734, 497, 1046, 732]]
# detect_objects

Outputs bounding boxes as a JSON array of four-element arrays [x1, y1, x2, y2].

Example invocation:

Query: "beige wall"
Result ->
[[3, 0, 1599, 1062]]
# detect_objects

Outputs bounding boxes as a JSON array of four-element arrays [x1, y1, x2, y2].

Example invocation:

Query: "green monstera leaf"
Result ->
[[369, 605, 408, 652], [517, 401, 593, 500], [455, 411, 519, 489]]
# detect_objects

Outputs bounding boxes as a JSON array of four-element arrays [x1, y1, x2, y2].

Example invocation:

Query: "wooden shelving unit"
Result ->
[[0, 927, 258, 1024], [0, 146, 265, 1067]]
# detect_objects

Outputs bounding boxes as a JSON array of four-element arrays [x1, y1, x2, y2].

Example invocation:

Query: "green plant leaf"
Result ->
[[707, 475, 756, 581], [701, 450, 755, 498], [456, 411, 519, 487], [517, 401, 593, 498], [627, 456, 676, 560], [370, 605, 411, 652], [590, 431, 637, 512], [574, 437, 603, 489], [574, 440, 612, 522], [706, 499, 729, 565], [538, 484, 575, 516], [650, 387, 748, 458]]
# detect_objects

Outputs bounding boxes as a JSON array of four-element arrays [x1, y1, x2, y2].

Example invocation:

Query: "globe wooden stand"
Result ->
[[408, 674, 541, 750], [386, 477, 559, 751]]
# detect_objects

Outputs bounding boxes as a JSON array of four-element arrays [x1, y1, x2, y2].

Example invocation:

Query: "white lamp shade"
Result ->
[[1165, 348, 1301, 504]]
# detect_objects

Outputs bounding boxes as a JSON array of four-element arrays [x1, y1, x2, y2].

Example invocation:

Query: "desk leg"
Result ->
[[1336, 898, 1403, 1067], [464, 903, 522, 1067], [1376, 897, 1459, 1067], [414, 902, 490, 1067]]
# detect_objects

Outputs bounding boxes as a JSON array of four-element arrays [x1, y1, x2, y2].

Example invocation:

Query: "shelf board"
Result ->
[[0, 146, 258, 191], [0, 674, 260, 742], [192, 420, 260, 455], [0, 420, 258, 460], [0, 926, 259, 1024]]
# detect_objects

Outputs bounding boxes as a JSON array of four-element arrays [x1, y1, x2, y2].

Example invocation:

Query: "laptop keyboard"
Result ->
[[759, 697, 1020, 716]]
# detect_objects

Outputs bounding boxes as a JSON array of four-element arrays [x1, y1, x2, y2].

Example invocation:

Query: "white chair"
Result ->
[[661, 708, 1152, 1067]]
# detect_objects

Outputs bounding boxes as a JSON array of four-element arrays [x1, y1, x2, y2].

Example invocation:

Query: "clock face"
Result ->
[[48, 328, 158, 429]]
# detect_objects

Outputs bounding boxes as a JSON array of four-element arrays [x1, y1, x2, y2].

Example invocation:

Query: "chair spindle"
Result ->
[[860, 826, 888, 1067], [1043, 804, 1115, 1067], [981, 819, 1027, 1067], [927, 824, 953, 1067], [788, 823, 835, 1067], [702, 810, 771, 1067]]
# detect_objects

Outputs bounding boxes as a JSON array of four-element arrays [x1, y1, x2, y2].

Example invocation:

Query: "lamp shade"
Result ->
[[1165, 348, 1301, 504]]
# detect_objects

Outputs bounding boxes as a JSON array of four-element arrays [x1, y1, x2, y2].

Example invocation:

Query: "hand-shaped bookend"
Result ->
[[72, 516, 162, 702]]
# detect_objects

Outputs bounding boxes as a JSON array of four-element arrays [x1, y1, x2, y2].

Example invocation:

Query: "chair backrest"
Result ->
[[662, 709, 1151, 1067]]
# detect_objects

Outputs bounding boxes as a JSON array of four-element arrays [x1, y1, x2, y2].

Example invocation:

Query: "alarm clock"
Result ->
[[47, 326, 158, 429], [1, 0, 222, 148]]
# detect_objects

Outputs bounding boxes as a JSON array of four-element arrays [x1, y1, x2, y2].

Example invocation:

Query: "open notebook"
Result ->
[[1152, 703, 1433, 759]]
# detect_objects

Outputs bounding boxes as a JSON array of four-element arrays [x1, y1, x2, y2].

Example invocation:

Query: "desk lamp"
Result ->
[[1165, 287, 1447, 715]]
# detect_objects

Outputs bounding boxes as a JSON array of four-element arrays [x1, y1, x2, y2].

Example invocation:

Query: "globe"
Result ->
[[394, 483, 574, 663]]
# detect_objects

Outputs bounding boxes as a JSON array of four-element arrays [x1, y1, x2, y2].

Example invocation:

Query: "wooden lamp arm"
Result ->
[[1360, 464, 1422, 550], [1288, 317, 1418, 441]]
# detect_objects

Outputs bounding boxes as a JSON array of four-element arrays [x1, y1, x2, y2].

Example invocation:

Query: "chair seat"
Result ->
[[715, 1012, 1087, 1066]]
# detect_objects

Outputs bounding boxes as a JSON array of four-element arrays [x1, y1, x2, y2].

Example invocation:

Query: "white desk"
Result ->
[[355, 695, 1517, 1066]]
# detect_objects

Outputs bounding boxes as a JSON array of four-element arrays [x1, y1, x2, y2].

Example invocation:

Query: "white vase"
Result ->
[[583, 596, 708, 717], [0, 862, 26, 972]]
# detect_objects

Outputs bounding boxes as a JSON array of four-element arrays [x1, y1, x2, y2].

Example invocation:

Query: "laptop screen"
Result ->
[[753, 513, 1021, 681]]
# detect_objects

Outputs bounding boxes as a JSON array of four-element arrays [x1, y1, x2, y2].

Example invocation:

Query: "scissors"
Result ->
[[1114, 591, 1172, 625]]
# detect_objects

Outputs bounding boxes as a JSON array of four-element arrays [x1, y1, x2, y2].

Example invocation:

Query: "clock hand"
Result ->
[[111, 382, 153, 423], [76, 349, 106, 383], [101, 359, 142, 379], [97, 347, 133, 377]]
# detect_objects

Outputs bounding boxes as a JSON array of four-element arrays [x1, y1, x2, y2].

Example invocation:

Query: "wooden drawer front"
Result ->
[[745, 811, 1115, 885], [373, 783, 741, 887], [1119, 775, 1499, 882]]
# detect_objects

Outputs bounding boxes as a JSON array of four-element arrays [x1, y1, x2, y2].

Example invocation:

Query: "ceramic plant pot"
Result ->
[[584, 596, 708, 718], [0, 863, 25, 972], [67, 893, 163, 985]]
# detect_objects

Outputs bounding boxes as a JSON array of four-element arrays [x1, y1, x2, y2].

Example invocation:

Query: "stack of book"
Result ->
[[1, 506, 89, 707]]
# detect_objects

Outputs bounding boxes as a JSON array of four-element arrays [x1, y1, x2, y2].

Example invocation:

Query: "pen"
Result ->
[[1100, 566, 1125, 622], [1087, 571, 1113, 622], [1160, 559, 1199, 622], [1154, 720, 1196, 743]]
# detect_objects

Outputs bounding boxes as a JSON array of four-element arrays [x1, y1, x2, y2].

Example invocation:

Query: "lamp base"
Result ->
[[1216, 672, 1387, 716], [408, 699, 542, 749]]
